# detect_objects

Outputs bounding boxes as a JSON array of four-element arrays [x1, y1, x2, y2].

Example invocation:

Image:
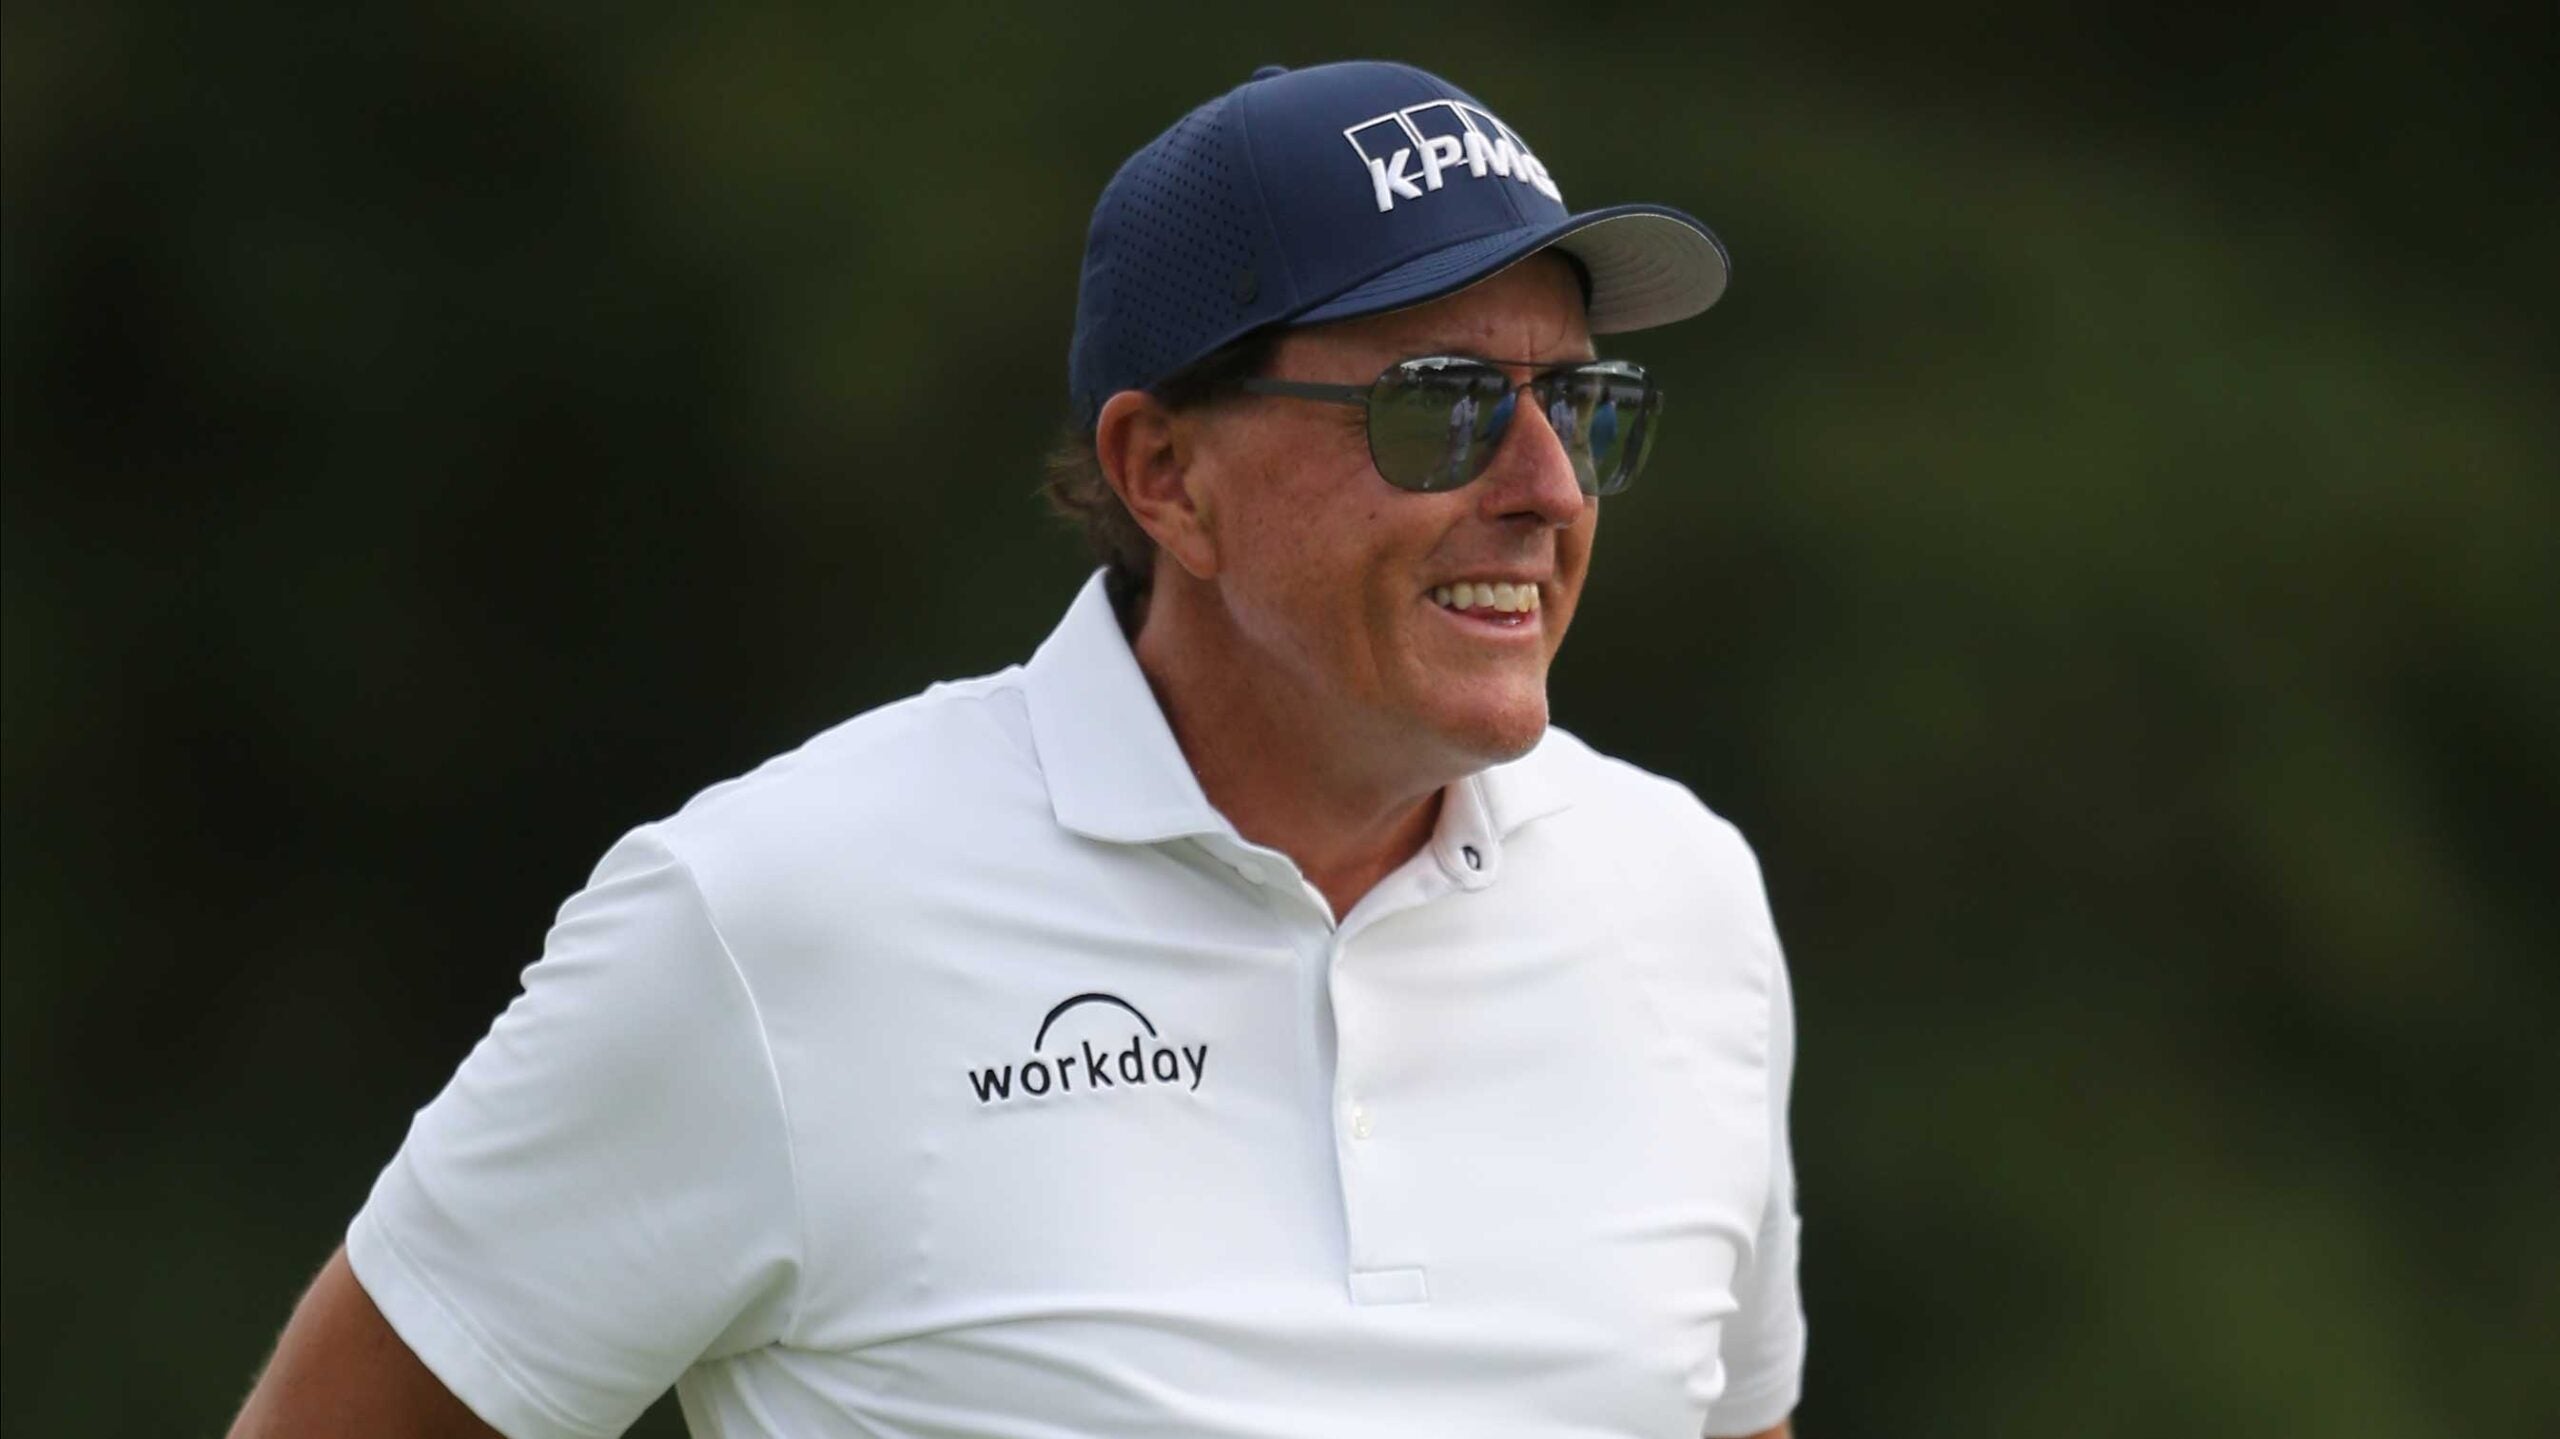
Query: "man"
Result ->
[[1443, 385, 1482, 481], [1547, 387, 1582, 451], [233, 60, 1803, 1439]]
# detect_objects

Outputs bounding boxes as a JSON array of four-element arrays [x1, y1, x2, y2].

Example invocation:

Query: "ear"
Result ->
[[1095, 389, 1220, 581]]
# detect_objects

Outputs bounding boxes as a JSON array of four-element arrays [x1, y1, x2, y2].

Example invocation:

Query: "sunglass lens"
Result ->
[[1546, 365, 1657, 495], [1366, 362, 1511, 492]]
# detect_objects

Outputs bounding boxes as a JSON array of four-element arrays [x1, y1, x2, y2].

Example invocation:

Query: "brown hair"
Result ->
[[1040, 329, 1283, 618]]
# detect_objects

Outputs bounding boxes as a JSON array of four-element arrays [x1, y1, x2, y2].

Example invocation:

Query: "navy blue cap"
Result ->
[[1067, 60, 1730, 425]]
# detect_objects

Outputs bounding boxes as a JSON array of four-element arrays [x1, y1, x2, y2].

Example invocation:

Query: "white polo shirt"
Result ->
[[349, 573, 1805, 1439]]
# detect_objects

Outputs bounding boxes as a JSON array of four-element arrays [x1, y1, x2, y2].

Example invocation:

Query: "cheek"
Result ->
[[1214, 454, 1403, 654], [1204, 424, 1468, 676], [1548, 508, 1599, 636], [1253, 450, 1402, 578], [1231, 489, 1381, 599]]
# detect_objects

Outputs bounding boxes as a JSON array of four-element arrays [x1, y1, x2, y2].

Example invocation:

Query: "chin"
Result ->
[[1427, 695, 1551, 769]]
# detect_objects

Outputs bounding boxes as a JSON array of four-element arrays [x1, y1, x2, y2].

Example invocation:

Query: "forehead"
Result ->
[[1277, 253, 1594, 373]]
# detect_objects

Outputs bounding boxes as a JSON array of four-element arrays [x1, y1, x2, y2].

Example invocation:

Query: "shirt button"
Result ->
[[1350, 1104, 1373, 1140]]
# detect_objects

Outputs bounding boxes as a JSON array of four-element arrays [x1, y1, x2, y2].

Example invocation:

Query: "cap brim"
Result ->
[[1289, 203, 1730, 335]]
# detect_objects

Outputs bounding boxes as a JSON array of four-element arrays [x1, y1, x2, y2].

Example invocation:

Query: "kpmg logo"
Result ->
[[1342, 100, 1563, 214], [967, 992, 1208, 1105]]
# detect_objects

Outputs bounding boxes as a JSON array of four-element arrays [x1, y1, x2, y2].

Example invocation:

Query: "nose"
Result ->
[[1473, 389, 1589, 528]]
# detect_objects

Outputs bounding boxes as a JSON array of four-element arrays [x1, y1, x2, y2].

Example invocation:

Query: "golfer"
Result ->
[[232, 59, 1804, 1439]]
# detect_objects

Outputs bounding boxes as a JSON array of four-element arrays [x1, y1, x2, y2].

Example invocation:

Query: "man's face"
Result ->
[[1182, 254, 1597, 775]]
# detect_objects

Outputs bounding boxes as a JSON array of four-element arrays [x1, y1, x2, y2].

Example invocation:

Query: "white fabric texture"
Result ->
[[350, 572, 1805, 1438]]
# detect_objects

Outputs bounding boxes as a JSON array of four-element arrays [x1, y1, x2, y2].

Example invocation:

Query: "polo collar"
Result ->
[[1024, 574, 1232, 845], [1022, 571, 1577, 848], [1477, 744, 1573, 836]]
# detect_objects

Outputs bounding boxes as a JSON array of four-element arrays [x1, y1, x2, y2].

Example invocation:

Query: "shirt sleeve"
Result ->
[[1701, 909, 1807, 1437], [347, 828, 802, 1439]]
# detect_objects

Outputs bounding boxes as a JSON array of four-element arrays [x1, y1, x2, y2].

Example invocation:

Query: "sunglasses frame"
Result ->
[[1237, 355, 1659, 496]]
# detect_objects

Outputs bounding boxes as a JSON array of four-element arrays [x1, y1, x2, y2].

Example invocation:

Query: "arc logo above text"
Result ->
[[967, 992, 1208, 1106]]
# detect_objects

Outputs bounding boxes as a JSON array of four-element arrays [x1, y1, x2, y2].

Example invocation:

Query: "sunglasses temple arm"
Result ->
[[1236, 378, 1372, 406]]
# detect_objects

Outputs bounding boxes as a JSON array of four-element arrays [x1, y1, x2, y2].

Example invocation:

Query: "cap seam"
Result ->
[[1228, 84, 1304, 311]]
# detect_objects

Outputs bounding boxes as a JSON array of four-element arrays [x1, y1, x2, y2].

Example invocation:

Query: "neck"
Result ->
[[1131, 580, 1450, 921]]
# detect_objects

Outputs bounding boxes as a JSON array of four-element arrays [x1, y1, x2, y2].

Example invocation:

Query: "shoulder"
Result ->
[[1503, 725, 1779, 948], [1516, 725, 1759, 865], [620, 667, 1050, 935]]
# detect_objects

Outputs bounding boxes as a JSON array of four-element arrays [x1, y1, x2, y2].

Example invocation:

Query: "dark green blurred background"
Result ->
[[5, 3, 2554, 1435]]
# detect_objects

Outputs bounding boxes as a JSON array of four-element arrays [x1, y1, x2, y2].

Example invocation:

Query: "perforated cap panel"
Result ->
[[1068, 93, 1279, 423]]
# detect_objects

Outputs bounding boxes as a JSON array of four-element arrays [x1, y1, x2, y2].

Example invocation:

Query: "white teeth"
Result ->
[[1433, 581, 1545, 614]]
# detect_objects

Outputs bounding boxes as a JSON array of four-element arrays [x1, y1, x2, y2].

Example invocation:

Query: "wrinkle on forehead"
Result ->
[[1279, 253, 1594, 379]]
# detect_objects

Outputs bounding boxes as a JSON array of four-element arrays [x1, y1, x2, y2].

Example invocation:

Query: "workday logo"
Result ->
[[967, 992, 1208, 1105], [1341, 100, 1563, 214]]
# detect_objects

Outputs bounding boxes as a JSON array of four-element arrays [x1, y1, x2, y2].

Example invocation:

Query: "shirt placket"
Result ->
[[1192, 780, 1504, 1310], [1324, 781, 1505, 1308], [1327, 865, 1436, 1306]]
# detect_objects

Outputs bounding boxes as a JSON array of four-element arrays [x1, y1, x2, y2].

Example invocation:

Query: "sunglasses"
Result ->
[[1236, 355, 1661, 496]]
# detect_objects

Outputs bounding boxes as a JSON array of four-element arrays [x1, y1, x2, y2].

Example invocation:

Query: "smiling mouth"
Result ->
[[1430, 581, 1542, 628]]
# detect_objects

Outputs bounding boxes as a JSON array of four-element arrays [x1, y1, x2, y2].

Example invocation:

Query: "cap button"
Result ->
[[1249, 64, 1289, 81]]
